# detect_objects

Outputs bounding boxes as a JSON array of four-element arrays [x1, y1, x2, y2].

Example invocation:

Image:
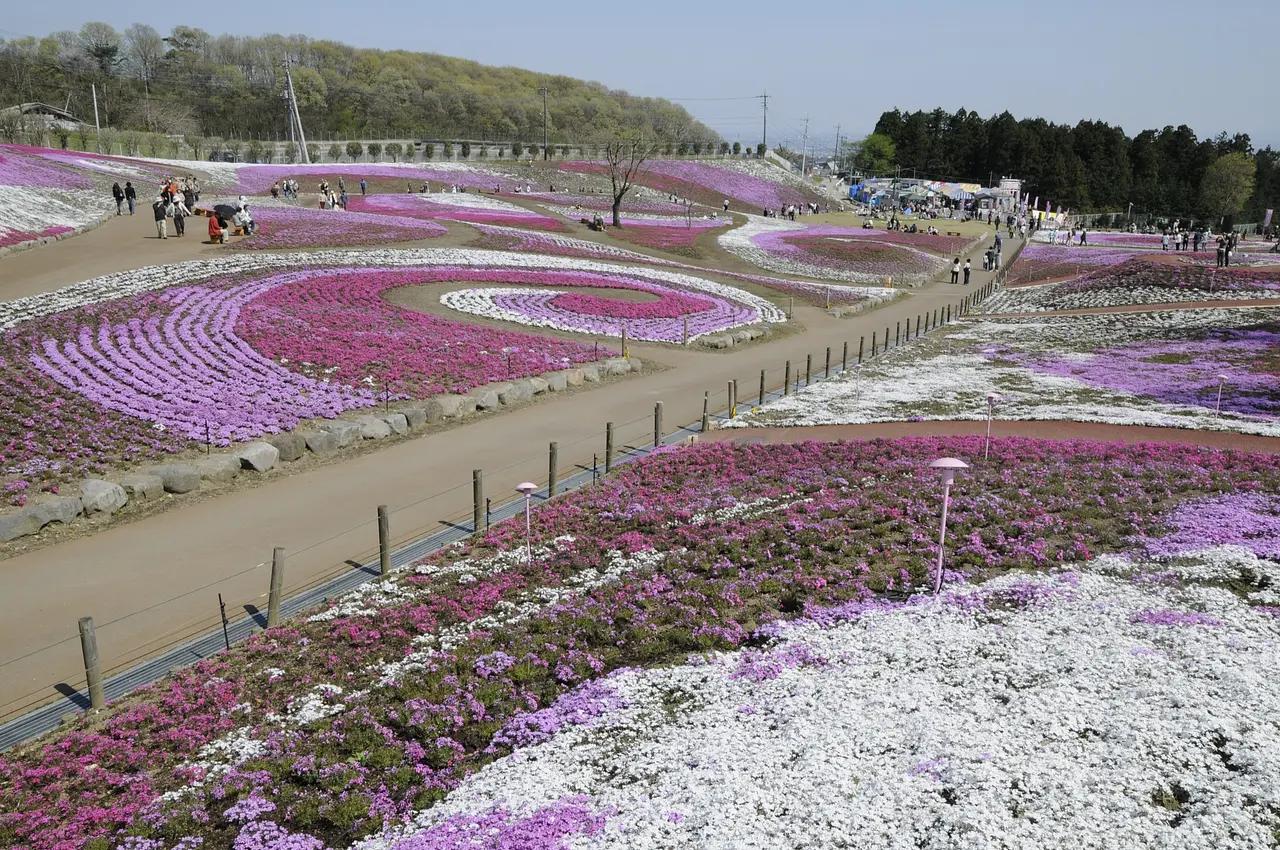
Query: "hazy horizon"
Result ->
[[4, 0, 1277, 154]]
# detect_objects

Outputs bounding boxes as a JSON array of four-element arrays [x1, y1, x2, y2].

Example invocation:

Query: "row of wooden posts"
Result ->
[[71, 282, 999, 712]]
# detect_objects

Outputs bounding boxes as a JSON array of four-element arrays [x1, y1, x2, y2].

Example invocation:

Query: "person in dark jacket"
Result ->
[[152, 197, 169, 239], [124, 182, 137, 215], [112, 183, 124, 215]]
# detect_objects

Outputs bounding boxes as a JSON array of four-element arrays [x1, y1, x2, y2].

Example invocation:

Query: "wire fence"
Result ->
[[0, 280, 1000, 750]]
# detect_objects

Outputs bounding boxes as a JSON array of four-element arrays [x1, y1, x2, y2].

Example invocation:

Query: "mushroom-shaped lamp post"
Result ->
[[515, 481, 537, 568], [928, 458, 969, 595], [1215, 374, 1228, 416], [984, 392, 1001, 460]]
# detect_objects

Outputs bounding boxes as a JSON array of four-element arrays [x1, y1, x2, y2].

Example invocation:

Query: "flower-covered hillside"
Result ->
[[1, 437, 1277, 850]]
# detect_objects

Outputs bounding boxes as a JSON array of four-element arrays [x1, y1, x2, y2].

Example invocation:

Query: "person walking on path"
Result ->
[[360, 178, 367, 195], [152, 197, 169, 239], [950, 257, 961, 284], [1216, 238, 1226, 267], [1162, 231, 1170, 251], [124, 181, 136, 215], [1080, 228, 1088, 246], [963, 258, 972, 285], [171, 196, 190, 237], [112, 183, 124, 215]]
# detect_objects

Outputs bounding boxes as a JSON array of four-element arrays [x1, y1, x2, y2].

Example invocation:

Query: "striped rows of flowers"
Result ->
[[719, 217, 947, 283], [230, 206, 447, 249], [350, 192, 567, 231], [1006, 243, 1145, 285], [1, 437, 1277, 849]]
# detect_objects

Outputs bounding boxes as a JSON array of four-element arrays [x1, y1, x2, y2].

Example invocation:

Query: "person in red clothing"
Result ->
[[208, 214, 225, 244]]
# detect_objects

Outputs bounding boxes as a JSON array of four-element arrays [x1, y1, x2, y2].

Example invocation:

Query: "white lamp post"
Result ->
[[928, 458, 969, 595], [516, 481, 537, 568], [1215, 374, 1228, 416], [984, 393, 1001, 460]]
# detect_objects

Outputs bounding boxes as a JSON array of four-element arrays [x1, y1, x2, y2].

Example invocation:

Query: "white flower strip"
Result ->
[[0, 247, 787, 330], [417, 192, 539, 213], [0, 185, 111, 246], [728, 308, 1280, 437], [986, 280, 1280, 313], [359, 548, 1280, 850]]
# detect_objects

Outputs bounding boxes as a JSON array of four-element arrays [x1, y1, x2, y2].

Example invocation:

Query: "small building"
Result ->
[[1, 102, 82, 133]]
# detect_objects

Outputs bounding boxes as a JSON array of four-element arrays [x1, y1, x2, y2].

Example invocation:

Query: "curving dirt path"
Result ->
[[701, 420, 1280, 454]]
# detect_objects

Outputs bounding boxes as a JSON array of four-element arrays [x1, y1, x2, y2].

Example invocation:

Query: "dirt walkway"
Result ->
[[701, 420, 1280, 454]]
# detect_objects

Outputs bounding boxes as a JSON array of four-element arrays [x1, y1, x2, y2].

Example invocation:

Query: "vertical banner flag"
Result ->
[[1264, 209, 1274, 230]]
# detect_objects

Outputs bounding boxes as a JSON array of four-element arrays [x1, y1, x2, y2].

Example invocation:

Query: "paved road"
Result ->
[[0, 223, 997, 721]]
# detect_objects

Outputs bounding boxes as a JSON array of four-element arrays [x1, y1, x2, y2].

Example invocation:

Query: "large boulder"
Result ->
[[119, 473, 164, 502], [603, 358, 632, 376], [146, 465, 201, 494], [471, 390, 500, 411], [80, 480, 128, 516], [356, 416, 392, 440], [528, 377, 550, 395], [483, 382, 514, 398], [0, 509, 43, 543], [564, 368, 585, 388], [542, 372, 568, 392], [499, 381, 534, 405], [458, 396, 478, 416], [236, 442, 280, 472], [582, 365, 601, 383], [421, 399, 446, 424], [266, 432, 306, 462], [319, 420, 362, 447], [194, 456, 240, 484], [301, 430, 339, 455], [398, 407, 428, 429], [627, 358, 644, 374], [31, 496, 83, 525], [432, 395, 466, 419], [380, 412, 410, 435]]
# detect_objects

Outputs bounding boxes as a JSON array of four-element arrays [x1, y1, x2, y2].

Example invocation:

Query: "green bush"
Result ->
[[367, 141, 382, 160], [732, 141, 741, 155], [460, 141, 471, 158], [385, 142, 403, 162], [443, 141, 454, 158], [327, 142, 342, 161], [346, 140, 363, 161], [423, 143, 434, 160]]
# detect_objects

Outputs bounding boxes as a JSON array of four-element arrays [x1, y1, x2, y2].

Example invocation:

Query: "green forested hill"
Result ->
[[0, 23, 719, 146]]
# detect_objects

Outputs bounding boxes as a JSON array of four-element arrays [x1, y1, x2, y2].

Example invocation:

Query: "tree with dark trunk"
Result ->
[[603, 134, 658, 227]]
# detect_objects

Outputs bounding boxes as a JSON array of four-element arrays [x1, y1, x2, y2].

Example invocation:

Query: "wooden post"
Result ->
[[605, 422, 615, 472], [858, 336, 864, 364], [682, 315, 689, 345], [701, 392, 710, 432], [787, 296, 794, 319], [653, 401, 663, 448], [916, 315, 921, 337], [895, 321, 900, 347], [621, 328, 627, 358], [946, 304, 952, 323], [784, 360, 792, 395], [842, 341, 848, 371], [268, 546, 285, 625], [825, 287, 831, 310], [825, 346, 831, 378], [472, 469, 483, 534], [78, 617, 104, 711], [872, 331, 877, 356], [733, 379, 739, 415], [805, 354, 812, 386], [885, 326, 890, 350], [759, 369, 766, 405], [377, 506, 391, 576], [548, 442, 559, 498]]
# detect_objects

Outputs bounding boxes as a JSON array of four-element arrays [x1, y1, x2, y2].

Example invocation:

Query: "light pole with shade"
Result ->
[[516, 482, 537, 568], [928, 458, 969, 595], [984, 392, 1001, 460], [1215, 374, 1229, 416]]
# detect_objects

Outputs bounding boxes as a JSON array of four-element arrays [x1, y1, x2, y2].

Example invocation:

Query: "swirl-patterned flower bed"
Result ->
[[441, 266, 784, 342], [230, 206, 448, 249], [4, 436, 1279, 850], [0, 250, 677, 490], [731, 307, 1280, 435], [349, 191, 568, 231], [987, 257, 1280, 313], [720, 217, 947, 283]]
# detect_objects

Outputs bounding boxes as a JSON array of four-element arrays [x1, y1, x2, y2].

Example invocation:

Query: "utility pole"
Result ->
[[799, 115, 810, 175], [834, 123, 841, 169], [757, 90, 769, 153], [283, 56, 310, 163], [91, 83, 102, 154], [538, 86, 549, 160]]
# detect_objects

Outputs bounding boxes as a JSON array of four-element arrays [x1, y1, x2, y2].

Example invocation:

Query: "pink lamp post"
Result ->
[[984, 392, 1001, 460], [928, 458, 969, 595], [1215, 374, 1228, 416], [516, 482, 537, 568]]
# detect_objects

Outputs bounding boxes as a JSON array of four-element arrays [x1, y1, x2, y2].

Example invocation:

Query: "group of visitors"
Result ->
[[1160, 228, 1217, 254], [111, 181, 137, 215], [762, 204, 812, 220], [271, 179, 301, 200], [149, 177, 200, 239]]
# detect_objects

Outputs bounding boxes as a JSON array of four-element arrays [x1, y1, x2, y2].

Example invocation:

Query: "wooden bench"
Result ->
[[946, 231, 962, 236]]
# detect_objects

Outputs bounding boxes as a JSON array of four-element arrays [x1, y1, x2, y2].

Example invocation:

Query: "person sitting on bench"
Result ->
[[208, 214, 226, 244]]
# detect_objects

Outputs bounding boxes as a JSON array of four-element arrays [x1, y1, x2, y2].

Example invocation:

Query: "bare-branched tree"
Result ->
[[602, 133, 659, 227]]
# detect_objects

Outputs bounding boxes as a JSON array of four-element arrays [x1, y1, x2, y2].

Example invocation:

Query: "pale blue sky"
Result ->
[[5, 0, 1277, 152]]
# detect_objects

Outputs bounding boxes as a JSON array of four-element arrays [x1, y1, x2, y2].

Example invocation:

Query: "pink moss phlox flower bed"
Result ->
[[998, 323, 1279, 419], [1135, 491, 1280, 560], [830, 227, 975, 256], [349, 193, 567, 232], [2, 437, 1277, 849], [232, 164, 502, 194], [231, 206, 447, 249], [1056, 258, 1280, 296], [605, 215, 727, 252], [0, 146, 92, 188], [236, 267, 607, 395], [558, 161, 809, 210], [754, 225, 946, 278], [1008, 244, 1146, 285], [0, 225, 73, 249]]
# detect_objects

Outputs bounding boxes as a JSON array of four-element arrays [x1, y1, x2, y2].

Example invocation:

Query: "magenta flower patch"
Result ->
[[230, 206, 446, 249]]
